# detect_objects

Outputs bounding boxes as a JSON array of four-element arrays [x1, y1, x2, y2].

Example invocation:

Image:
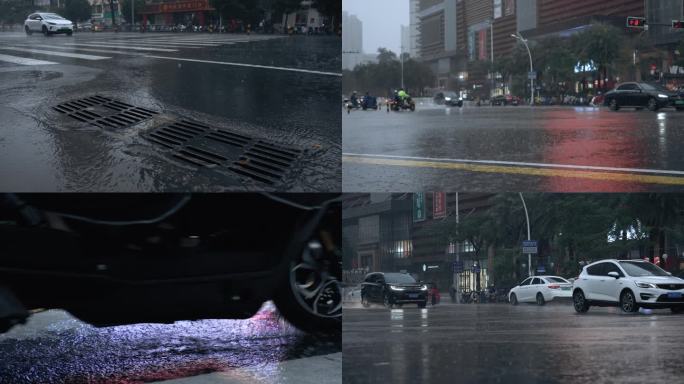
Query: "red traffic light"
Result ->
[[626, 17, 646, 28], [673, 20, 684, 29]]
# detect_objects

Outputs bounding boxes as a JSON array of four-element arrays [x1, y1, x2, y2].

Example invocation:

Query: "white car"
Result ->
[[509, 275, 573, 305], [572, 259, 684, 314], [25, 13, 73, 36]]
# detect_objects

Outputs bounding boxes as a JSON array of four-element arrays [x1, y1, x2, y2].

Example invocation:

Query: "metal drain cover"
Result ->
[[145, 120, 302, 185], [53, 95, 158, 128]]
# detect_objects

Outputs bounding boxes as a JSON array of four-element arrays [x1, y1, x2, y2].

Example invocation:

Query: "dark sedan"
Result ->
[[603, 82, 677, 111], [433, 91, 463, 107], [360, 272, 427, 308]]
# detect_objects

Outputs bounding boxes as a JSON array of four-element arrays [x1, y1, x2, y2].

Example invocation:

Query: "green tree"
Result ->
[[63, 0, 92, 25], [572, 23, 626, 92], [120, 0, 144, 24]]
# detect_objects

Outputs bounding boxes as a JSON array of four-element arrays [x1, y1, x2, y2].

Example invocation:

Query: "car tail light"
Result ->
[[548, 285, 560, 289]]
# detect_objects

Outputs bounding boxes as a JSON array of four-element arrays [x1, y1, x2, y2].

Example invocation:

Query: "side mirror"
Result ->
[[667, 272, 672, 276], [607, 271, 620, 279]]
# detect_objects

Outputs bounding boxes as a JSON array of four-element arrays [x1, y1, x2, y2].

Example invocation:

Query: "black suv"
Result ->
[[0, 193, 341, 335], [360, 272, 427, 308]]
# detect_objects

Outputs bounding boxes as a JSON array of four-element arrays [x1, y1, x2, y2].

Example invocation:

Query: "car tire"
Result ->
[[273, 228, 341, 334], [609, 99, 619, 111], [418, 301, 426, 308], [671, 307, 684, 314], [42, 25, 50, 36], [573, 290, 589, 313], [25, 26, 32, 35], [677, 107, 684, 111], [647, 98, 659, 112], [536, 292, 546, 306], [510, 293, 518, 305], [620, 290, 639, 313], [361, 294, 370, 308], [67, 31, 72, 36]]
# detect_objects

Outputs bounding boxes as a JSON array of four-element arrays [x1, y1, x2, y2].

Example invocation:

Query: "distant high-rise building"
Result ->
[[409, 0, 420, 58], [343, 11, 363, 70], [401, 25, 410, 58]]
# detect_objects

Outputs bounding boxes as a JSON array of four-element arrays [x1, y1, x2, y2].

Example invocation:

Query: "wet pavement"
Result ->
[[343, 102, 684, 192], [0, 32, 341, 192], [343, 302, 684, 384], [0, 303, 341, 384]]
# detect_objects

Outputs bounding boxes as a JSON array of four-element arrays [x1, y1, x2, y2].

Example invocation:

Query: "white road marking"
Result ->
[[0, 46, 110, 60], [17, 44, 142, 56], [0, 53, 57, 65], [342, 153, 684, 176], [145, 55, 342, 76], [83, 40, 218, 47], [63, 43, 178, 52]]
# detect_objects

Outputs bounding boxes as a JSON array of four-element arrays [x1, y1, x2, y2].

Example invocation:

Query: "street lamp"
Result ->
[[519, 192, 532, 277], [400, 44, 405, 90], [511, 33, 534, 106]]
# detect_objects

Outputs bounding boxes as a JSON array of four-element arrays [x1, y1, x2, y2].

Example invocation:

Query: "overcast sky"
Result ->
[[343, 0, 409, 55]]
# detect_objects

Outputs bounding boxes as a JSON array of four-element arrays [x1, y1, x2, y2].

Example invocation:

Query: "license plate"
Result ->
[[408, 294, 419, 299], [561, 287, 571, 291], [668, 292, 682, 299], [676, 100, 684, 105]]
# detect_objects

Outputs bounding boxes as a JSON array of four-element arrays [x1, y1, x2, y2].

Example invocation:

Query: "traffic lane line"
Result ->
[[144, 55, 342, 77], [63, 43, 178, 52], [342, 156, 684, 186], [342, 153, 684, 176], [0, 47, 110, 60], [0, 53, 57, 65]]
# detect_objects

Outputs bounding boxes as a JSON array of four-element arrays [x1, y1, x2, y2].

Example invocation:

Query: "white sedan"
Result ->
[[509, 275, 573, 305], [25, 13, 73, 36]]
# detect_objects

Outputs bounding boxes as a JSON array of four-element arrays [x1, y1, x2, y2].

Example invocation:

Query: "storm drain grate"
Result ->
[[145, 120, 302, 185], [53, 95, 158, 128]]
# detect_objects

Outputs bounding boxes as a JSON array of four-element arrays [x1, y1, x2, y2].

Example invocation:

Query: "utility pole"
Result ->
[[512, 33, 534, 105], [490, 21, 494, 98], [131, 0, 134, 30], [401, 44, 405, 90]]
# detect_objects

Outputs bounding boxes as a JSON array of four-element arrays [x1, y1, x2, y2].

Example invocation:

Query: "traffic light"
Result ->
[[673, 20, 684, 29], [626, 16, 646, 28]]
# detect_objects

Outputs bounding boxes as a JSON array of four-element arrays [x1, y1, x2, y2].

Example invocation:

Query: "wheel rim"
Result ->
[[288, 238, 341, 319], [574, 292, 585, 310], [511, 294, 516, 304], [622, 292, 634, 312], [384, 295, 390, 308], [537, 294, 543, 305]]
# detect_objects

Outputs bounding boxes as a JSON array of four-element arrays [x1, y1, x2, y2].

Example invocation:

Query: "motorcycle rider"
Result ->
[[350, 91, 359, 108], [398, 88, 409, 105]]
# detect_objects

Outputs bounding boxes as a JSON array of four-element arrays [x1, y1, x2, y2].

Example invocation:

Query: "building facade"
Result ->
[[342, 11, 363, 70], [343, 193, 495, 294]]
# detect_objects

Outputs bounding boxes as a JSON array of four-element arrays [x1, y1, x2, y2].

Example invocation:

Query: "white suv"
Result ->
[[572, 259, 684, 314], [25, 13, 73, 36]]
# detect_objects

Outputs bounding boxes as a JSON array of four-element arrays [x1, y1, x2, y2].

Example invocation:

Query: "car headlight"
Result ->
[[444, 97, 452, 101], [420, 285, 428, 291], [48, 22, 56, 25], [635, 282, 657, 289], [658, 94, 669, 99], [389, 285, 405, 291]]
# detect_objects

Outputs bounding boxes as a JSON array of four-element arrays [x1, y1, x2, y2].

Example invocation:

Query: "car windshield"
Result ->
[[43, 14, 65, 20], [546, 277, 570, 283], [640, 83, 669, 92], [619, 261, 669, 277], [384, 273, 417, 284], [443, 92, 458, 98]]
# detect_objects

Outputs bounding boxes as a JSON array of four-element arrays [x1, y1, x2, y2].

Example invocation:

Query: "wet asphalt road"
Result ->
[[343, 102, 684, 192], [0, 32, 341, 192], [0, 304, 341, 384], [343, 302, 684, 384]]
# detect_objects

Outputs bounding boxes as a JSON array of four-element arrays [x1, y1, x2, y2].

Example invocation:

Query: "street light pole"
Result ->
[[512, 33, 534, 105], [519, 193, 531, 277]]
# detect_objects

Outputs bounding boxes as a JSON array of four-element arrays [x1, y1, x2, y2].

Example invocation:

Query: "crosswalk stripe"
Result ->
[[64, 43, 178, 52], [80, 39, 218, 47], [71, 41, 207, 49], [0, 53, 57, 65], [17, 44, 142, 56], [0, 47, 110, 60]]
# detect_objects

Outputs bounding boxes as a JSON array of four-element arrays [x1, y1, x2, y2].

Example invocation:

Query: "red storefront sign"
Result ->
[[143, 0, 214, 14], [433, 192, 446, 219]]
